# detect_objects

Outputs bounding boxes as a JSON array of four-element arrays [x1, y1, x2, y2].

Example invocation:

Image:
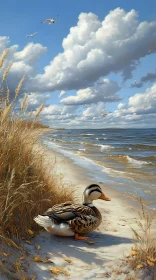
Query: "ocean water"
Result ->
[[41, 128, 156, 210]]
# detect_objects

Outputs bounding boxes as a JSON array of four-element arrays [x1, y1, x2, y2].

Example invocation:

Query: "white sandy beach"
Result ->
[[17, 144, 154, 280]]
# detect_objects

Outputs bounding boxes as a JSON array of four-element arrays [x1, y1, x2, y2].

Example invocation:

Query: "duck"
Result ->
[[34, 184, 111, 240]]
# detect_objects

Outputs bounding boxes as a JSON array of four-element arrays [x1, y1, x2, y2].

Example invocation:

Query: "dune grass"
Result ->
[[0, 49, 73, 279], [127, 197, 156, 277]]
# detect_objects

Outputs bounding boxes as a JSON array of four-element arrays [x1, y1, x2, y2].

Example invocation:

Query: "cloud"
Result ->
[[1, 9, 156, 129], [0, 38, 47, 98], [19, 92, 51, 111], [59, 90, 66, 98], [0, 36, 9, 53], [141, 71, 156, 84], [61, 78, 120, 105], [117, 103, 126, 110], [1, 8, 156, 98], [40, 102, 106, 127], [28, 8, 156, 92], [14, 43, 47, 65], [41, 104, 77, 117], [132, 71, 156, 88], [40, 105, 79, 127], [107, 83, 156, 126], [127, 84, 156, 114], [41, 83, 156, 128], [82, 102, 106, 118]]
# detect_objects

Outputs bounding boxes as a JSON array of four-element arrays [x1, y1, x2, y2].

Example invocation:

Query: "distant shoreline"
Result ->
[[50, 127, 156, 130]]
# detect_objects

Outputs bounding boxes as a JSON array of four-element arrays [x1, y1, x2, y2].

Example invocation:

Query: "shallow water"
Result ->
[[41, 128, 156, 210]]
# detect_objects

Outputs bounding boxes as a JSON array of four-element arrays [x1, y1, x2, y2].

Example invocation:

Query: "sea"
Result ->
[[41, 128, 156, 210]]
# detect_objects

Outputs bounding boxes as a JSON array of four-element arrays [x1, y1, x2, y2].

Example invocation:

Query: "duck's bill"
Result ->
[[99, 193, 111, 201]]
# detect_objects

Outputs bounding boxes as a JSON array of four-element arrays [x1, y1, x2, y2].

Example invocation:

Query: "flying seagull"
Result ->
[[133, 79, 137, 85], [41, 15, 59, 24], [26, 32, 38, 38]]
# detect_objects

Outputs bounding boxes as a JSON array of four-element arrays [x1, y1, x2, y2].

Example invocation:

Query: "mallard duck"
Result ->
[[34, 184, 111, 240]]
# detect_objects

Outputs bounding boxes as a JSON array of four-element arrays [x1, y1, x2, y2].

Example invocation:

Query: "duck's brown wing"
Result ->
[[44, 201, 96, 223]]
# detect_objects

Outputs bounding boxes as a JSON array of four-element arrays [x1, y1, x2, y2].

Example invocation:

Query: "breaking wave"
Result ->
[[125, 156, 150, 166], [99, 144, 114, 151]]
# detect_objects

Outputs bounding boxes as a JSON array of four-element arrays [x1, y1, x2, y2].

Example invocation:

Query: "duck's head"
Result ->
[[83, 184, 111, 206]]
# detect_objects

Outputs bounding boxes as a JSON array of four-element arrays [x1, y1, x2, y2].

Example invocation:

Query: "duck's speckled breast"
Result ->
[[70, 206, 102, 234]]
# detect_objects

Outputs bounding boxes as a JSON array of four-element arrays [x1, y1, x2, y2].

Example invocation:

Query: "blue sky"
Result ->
[[0, 0, 156, 128]]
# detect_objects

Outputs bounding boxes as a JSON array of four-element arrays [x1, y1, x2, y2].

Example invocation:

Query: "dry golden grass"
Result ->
[[0, 49, 73, 279], [127, 197, 156, 276], [2, 62, 13, 83], [0, 49, 8, 70]]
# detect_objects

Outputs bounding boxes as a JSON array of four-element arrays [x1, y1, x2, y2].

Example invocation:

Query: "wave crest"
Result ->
[[126, 156, 149, 166], [100, 145, 114, 151]]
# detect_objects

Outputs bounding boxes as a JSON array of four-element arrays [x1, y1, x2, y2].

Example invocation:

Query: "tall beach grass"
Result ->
[[0, 49, 73, 279]]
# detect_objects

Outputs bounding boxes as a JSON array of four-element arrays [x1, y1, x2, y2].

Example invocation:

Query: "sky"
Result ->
[[0, 0, 156, 128]]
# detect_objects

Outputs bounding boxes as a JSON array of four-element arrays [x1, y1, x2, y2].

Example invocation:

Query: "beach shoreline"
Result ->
[[20, 140, 155, 280], [41, 128, 156, 211], [40, 140, 145, 212]]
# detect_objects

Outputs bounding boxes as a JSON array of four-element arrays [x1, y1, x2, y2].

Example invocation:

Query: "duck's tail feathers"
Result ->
[[34, 215, 54, 228]]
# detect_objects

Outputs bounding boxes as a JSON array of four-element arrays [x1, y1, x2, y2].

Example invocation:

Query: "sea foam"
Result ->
[[126, 156, 149, 166]]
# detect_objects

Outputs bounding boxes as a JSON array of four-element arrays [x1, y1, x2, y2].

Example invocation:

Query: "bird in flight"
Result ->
[[26, 32, 38, 38], [41, 15, 59, 24], [133, 79, 137, 85]]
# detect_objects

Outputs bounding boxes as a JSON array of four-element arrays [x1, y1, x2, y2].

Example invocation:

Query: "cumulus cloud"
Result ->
[[59, 90, 66, 98], [40, 105, 79, 127], [0, 36, 9, 53], [14, 43, 47, 65], [61, 79, 120, 105], [141, 71, 156, 84], [132, 71, 156, 88], [1, 8, 156, 98], [19, 92, 51, 111], [42, 104, 77, 116], [0, 38, 47, 98], [127, 84, 156, 114], [40, 103, 106, 127], [41, 83, 156, 128], [105, 83, 156, 127], [28, 8, 156, 92], [1, 8, 156, 128], [117, 103, 126, 110], [82, 102, 106, 118]]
